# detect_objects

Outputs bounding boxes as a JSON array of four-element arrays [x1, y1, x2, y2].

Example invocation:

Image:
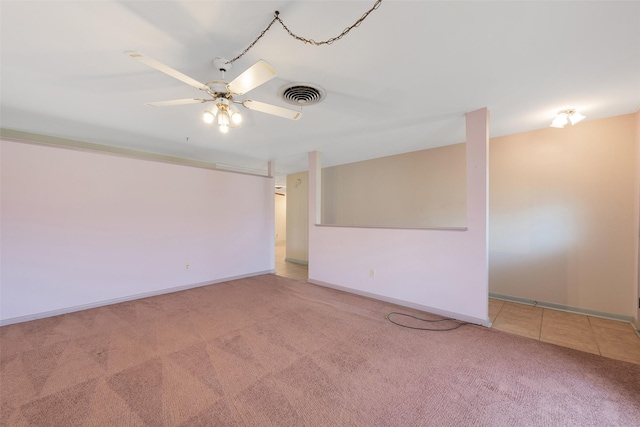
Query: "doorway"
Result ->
[[275, 188, 308, 281]]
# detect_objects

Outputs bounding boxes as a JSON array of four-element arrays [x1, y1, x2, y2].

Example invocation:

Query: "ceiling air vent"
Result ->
[[279, 83, 325, 106]]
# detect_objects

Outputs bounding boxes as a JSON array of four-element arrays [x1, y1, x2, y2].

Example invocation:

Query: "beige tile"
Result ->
[[540, 310, 599, 355], [275, 243, 308, 281], [500, 301, 542, 316], [588, 316, 635, 332], [488, 299, 504, 323], [492, 320, 540, 340], [542, 309, 591, 328], [491, 302, 542, 340], [592, 326, 640, 365]]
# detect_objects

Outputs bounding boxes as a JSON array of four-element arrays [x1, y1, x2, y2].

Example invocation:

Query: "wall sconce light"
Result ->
[[550, 109, 585, 128]]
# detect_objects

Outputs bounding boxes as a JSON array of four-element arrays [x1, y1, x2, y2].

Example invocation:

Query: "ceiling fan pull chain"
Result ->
[[227, 0, 382, 64]]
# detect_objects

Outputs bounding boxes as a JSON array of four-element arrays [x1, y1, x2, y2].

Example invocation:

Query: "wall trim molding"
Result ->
[[0, 270, 275, 326], [285, 258, 309, 265], [0, 128, 220, 170], [489, 293, 634, 323], [315, 224, 468, 232], [309, 279, 491, 327], [1, 128, 270, 179]]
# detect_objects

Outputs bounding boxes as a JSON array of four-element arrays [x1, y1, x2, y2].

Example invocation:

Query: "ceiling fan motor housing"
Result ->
[[213, 57, 231, 73]]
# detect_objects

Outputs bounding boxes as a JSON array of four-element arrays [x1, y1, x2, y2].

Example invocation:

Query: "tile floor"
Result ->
[[490, 298, 640, 365], [274, 243, 640, 366], [274, 242, 308, 282]]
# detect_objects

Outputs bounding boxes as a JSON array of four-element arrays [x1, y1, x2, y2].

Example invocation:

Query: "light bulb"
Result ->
[[231, 112, 242, 124], [203, 111, 214, 124], [219, 124, 229, 133]]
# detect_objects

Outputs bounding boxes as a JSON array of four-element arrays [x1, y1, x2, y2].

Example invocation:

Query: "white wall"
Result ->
[[307, 109, 489, 325], [0, 139, 275, 323]]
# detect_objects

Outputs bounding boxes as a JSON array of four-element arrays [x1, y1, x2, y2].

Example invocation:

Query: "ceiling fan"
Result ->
[[125, 51, 302, 133]]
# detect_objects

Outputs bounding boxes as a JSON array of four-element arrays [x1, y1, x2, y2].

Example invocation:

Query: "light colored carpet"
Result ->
[[1, 274, 639, 426]]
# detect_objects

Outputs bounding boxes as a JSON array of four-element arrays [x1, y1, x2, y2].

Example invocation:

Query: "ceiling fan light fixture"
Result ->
[[127, 52, 302, 135]]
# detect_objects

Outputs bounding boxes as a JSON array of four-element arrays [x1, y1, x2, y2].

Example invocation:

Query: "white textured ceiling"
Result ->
[[2, 0, 639, 182]]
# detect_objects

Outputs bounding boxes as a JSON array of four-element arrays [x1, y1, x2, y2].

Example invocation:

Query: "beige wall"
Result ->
[[490, 113, 637, 317], [275, 194, 286, 243], [321, 144, 466, 228], [286, 113, 638, 318], [285, 172, 308, 264]]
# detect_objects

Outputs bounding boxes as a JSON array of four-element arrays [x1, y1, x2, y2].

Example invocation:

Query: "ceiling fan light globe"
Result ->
[[217, 110, 230, 126], [232, 112, 242, 124], [219, 124, 229, 133], [203, 111, 215, 124]]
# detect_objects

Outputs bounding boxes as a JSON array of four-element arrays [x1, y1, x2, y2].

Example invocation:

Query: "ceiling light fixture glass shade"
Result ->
[[569, 111, 585, 125], [203, 110, 215, 124], [217, 109, 230, 134], [217, 110, 230, 126], [229, 103, 242, 124], [550, 112, 568, 128], [550, 109, 585, 128]]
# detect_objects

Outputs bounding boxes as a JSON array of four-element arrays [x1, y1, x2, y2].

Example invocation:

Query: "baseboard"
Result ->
[[0, 270, 275, 326], [308, 279, 491, 327], [489, 293, 634, 323], [632, 318, 640, 338], [284, 257, 308, 265]]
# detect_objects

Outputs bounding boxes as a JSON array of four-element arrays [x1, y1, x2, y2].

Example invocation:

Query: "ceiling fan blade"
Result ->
[[227, 60, 276, 95], [146, 98, 207, 107], [125, 51, 208, 91], [242, 100, 302, 120]]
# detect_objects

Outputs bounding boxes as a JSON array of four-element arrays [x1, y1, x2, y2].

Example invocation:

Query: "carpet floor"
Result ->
[[1, 274, 639, 426]]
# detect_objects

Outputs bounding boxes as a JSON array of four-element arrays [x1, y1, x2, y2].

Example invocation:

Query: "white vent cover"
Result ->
[[278, 83, 325, 106]]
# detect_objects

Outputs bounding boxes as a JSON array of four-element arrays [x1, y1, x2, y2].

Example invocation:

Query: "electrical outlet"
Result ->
[[185, 264, 190, 270], [369, 269, 375, 278]]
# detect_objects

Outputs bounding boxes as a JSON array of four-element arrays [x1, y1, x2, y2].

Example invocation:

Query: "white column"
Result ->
[[308, 151, 321, 225], [465, 107, 490, 324]]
